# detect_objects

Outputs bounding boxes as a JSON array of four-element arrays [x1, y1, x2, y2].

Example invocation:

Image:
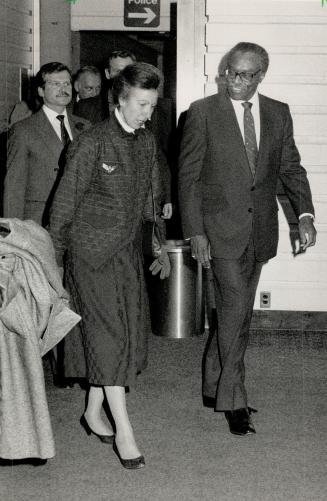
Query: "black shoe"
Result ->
[[80, 415, 115, 444], [225, 408, 256, 435], [53, 374, 75, 388], [113, 440, 145, 470]]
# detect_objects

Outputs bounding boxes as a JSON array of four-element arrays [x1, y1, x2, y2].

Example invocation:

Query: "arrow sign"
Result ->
[[124, 0, 160, 28], [128, 7, 156, 25]]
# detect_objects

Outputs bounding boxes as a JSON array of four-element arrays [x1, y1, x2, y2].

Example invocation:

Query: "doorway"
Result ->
[[71, 6, 180, 236]]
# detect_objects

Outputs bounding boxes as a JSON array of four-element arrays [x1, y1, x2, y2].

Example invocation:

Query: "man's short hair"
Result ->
[[108, 50, 137, 68], [111, 62, 161, 104], [35, 62, 72, 89], [227, 42, 269, 74], [74, 65, 101, 82]]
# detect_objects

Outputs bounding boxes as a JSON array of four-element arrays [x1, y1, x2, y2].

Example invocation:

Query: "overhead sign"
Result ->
[[124, 0, 160, 28]]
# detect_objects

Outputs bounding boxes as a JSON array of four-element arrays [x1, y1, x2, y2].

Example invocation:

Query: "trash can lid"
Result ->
[[164, 239, 191, 253]]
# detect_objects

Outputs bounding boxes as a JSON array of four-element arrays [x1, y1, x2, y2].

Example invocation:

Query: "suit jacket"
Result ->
[[178, 92, 315, 261], [3, 108, 90, 226], [49, 113, 159, 270], [147, 97, 173, 204]]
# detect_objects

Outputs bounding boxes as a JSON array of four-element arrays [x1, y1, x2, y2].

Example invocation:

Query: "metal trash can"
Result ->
[[147, 239, 204, 338]]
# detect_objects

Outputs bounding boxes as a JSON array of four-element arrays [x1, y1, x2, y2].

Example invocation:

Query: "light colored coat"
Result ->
[[0, 218, 80, 459]]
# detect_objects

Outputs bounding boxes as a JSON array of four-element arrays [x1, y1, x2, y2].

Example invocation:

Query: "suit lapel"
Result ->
[[34, 109, 63, 159], [256, 94, 273, 178]]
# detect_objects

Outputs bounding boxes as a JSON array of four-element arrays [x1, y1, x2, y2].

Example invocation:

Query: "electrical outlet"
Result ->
[[260, 291, 271, 308]]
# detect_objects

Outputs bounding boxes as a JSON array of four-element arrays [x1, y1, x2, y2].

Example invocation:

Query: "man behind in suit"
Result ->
[[105, 50, 137, 109], [178, 42, 316, 436], [4, 61, 89, 226], [73, 65, 102, 101], [71, 65, 108, 124], [3, 62, 90, 387], [72, 51, 136, 126]]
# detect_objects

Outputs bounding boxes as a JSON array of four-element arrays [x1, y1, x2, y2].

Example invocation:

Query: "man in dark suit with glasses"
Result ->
[[178, 42, 316, 436]]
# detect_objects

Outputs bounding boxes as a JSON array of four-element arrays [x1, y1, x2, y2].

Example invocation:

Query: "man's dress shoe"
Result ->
[[224, 408, 256, 435]]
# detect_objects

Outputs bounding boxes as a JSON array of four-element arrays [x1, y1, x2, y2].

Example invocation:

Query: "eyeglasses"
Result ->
[[45, 81, 72, 88], [225, 68, 262, 84]]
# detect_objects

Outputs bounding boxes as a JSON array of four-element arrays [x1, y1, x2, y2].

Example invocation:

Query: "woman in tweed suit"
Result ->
[[49, 63, 162, 469]]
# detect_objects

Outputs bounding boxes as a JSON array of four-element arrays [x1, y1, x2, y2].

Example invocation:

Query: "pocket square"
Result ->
[[102, 163, 117, 173]]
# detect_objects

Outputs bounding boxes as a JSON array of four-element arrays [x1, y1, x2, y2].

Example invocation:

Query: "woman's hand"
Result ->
[[149, 249, 171, 279]]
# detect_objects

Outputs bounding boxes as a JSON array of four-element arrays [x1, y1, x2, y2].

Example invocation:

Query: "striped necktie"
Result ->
[[242, 101, 258, 176], [56, 114, 71, 148]]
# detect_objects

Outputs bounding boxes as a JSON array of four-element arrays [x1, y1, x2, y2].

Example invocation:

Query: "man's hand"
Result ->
[[298, 216, 316, 251], [190, 235, 211, 269], [161, 203, 173, 219]]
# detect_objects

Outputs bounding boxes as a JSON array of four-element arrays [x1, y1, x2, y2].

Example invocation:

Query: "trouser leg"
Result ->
[[203, 240, 263, 411]]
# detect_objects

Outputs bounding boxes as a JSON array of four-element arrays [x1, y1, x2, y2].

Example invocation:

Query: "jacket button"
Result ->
[[251, 186, 255, 191], [248, 208, 253, 213], [54, 167, 59, 172]]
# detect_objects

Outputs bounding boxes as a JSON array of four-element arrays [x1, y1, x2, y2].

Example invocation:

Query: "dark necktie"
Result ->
[[56, 114, 71, 147], [242, 101, 258, 176]]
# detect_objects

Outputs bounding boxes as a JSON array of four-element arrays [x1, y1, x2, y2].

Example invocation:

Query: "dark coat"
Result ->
[[72, 93, 173, 205], [72, 94, 109, 124], [3, 108, 90, 225], [178, 92, 315, 261], [49, 113, 159, 269]]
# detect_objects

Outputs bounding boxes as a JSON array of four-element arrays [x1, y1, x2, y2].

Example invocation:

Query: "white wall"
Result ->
[[40, 0, 71, 67], [204, 0, 327, 311]]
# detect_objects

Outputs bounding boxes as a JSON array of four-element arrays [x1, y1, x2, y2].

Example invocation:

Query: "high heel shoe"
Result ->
[[113, 440, 145, 470], [80, 415, 115, 444]]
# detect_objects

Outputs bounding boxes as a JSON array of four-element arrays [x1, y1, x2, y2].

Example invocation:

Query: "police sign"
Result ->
[[124, 0, 160, 28]]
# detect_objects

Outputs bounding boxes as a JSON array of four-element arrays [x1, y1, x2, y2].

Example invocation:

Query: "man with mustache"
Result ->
[[3, 62, 90, 389], [4, 61, 90, 227], [178, 42, 316, 436]]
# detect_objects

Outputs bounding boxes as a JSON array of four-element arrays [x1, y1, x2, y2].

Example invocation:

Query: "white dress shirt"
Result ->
[[230, 91, 260, 148], [42, 105, 73, 141]]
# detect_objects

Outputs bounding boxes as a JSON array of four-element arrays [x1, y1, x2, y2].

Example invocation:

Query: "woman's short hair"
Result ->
[[227, 42, 269, 74], [111, 62, 162, 104]]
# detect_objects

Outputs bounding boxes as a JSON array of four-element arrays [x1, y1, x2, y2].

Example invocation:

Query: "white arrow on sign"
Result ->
[[128, 7, 156, 25]]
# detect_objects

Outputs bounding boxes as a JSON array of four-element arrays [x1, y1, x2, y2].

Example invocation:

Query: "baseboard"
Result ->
[[251, 310, 327, 332]]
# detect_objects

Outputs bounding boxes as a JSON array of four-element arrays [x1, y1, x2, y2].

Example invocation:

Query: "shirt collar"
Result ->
[[42, 104, 68, 120], [115, 107, 135, 133], [115, 107, 146, 134], [230, 90, 259, 109]]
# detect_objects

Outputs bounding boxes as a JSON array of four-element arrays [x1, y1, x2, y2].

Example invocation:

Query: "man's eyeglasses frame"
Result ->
[[225, 68, 262, 84]]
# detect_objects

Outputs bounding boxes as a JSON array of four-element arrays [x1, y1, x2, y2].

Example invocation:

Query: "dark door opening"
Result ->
[[72, 4, 180, 238]]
